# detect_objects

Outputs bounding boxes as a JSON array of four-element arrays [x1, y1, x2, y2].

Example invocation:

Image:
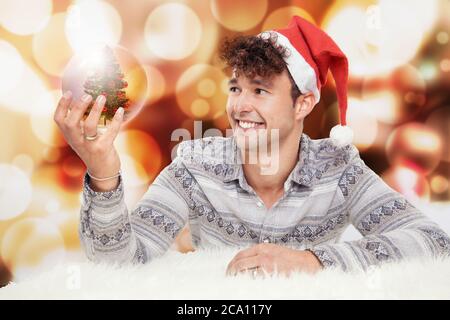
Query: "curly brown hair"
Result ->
[[218, 33, 302, 104]]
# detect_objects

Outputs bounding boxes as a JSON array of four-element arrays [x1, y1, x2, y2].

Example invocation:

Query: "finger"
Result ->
[[102, 107, 124, 144], [227, 255, 261, 276], [84, 95, 106, 137], [226, 255, 261, 275], [244, 260, 273, 278], [54, 91, 73, 124], [65, 94, 93, 127], [229, 245, 260, 266]]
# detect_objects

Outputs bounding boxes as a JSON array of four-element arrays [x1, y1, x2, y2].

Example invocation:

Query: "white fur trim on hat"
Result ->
[[330, 124, 353, 148], [258, 31, 320, 105]]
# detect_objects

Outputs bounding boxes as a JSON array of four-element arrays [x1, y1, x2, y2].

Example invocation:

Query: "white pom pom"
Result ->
[[330, 124, 354, 148]]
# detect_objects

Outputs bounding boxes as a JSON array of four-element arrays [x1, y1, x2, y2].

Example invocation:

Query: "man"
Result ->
[[54, 16, 449, 276]]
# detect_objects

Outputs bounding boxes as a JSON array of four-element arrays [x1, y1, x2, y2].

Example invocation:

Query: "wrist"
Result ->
[[303, 250, 323, 273], [87, 169, 121, 181], [87, 159, 120, 179], [87, 174, 120, 192]]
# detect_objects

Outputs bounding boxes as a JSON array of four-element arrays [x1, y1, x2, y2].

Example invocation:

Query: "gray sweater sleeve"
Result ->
[[311, 155, 450, 272], [79, 157, 192, 264]]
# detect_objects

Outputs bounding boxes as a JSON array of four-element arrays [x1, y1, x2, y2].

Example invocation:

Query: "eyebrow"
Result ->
[[228, 78, 238, 86], [227, 77, 274, 89]]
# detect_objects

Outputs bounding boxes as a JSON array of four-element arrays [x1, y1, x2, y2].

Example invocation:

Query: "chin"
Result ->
[[234, 127, 274, 154], [235, 134, 258, 153]]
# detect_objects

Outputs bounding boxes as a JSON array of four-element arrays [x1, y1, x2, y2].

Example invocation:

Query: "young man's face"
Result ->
[[226, 69, 299, 153]]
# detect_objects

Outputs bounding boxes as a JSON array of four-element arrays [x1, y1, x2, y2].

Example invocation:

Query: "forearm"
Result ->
[[80, 172, 136, 264], [312, 219, 450, 272], [79, 159, 193, 265], [322, 155, 450, 272]]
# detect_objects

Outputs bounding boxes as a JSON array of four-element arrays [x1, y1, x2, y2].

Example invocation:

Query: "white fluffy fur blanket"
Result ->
[[1, 248, 450, 299]]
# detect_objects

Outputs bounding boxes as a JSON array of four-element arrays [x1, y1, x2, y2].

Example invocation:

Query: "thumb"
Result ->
[[104, 107, 124, 143]]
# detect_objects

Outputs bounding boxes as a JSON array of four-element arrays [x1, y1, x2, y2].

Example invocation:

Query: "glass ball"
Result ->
[[62, 44, 148, 127]]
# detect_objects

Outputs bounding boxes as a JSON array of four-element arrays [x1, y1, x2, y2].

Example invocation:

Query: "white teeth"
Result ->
[[240, 121, 255, 129], [238, 120, 263, 129]]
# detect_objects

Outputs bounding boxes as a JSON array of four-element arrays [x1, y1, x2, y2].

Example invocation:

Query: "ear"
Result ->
[[293, 92, 316, 121]]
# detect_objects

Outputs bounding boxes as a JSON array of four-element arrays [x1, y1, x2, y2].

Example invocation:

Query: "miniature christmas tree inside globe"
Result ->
[[62, 44, 148, 131]]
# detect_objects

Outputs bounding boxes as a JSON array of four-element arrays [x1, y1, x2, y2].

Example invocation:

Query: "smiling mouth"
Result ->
[[236, 120, 266, 131]]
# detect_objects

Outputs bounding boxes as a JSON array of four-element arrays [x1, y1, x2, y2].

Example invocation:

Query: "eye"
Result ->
[[229, 86, 240, 93], [255, 88, 268, 95]]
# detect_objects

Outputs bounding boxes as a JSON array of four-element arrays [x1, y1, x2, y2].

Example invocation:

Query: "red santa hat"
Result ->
[[259, 15, 353, 147]]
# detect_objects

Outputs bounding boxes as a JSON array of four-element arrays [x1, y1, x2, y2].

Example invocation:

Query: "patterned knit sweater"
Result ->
[[79, 134, 450, 272]]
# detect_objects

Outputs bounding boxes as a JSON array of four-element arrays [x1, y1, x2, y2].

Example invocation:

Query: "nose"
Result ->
[[234, 90, 254, 114]]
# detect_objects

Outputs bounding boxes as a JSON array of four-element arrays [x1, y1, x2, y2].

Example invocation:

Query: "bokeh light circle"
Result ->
[[0, 0, 52, 35], [0, 41, 25, 96], [385, 123, 443, 174], [322, 98, 378, 151], [58, 210, 82, 251], [62, 155, 86, 179], [261, 6, 316, 31], [65, 0, 122, 53], [419, 60, 438, 82], [30, 90, 68, 147], [211, 0, 268, 31], [436, 31, 449, 45], [425, 107, 450, 162], [361, 64, 426, 124], [0, 164, 32, 221], [116, 130, 163, 185], [191, 99, 210, 118], [322, 0, 439, 77], [32, 13, 73, 77], [430, 175, 449, 195], [11, 154, 34, 177], [361, 90, 398, 125], [42, 147, 61, 164], [114, 0, 218, 100], [346, 98, 378, 150], [1, 218, 65, 280], [0, 58, 52, 115], [176, 64, 228, 120], [382, 164, 430, 202], [197, 79, 217, 98], [142, 65, 166, 104], [144, 3, 202, 60]]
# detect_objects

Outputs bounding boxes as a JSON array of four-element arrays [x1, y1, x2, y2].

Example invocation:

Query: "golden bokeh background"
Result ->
[[0, 0, 449, 283]]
